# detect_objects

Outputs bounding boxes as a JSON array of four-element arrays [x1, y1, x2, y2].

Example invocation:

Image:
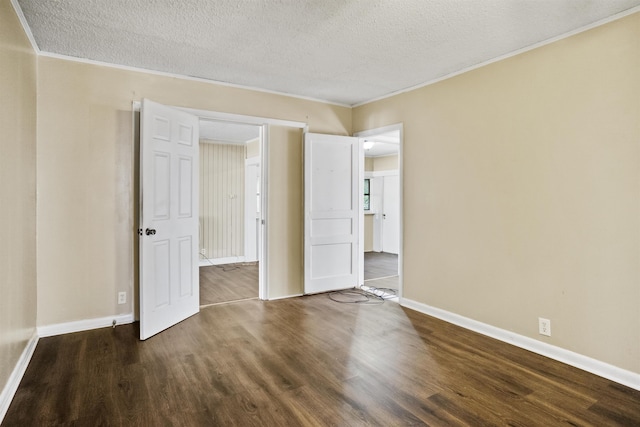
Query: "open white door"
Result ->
[[140, 99, 199, 340], [304, 133, 360, 294]]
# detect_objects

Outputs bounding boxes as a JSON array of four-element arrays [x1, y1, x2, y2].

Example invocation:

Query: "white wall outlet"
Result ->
[[118, 291, 126, 305], [538, 317, 551, 336], [200, 248, 206, 255]]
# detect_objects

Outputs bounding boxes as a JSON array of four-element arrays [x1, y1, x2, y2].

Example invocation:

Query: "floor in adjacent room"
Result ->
[[199, 262, 259, 306], [364, 251, 399, 294], [199, 252, 399, 307]]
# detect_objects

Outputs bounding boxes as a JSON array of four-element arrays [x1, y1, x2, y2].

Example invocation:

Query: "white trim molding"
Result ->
[[267, 293, 304, 301], [9, 0, 40, 53], [37, 313, 135, 338], [198, 256, 246, 267], [0, 332, 39, 422], [60, 57, 347, 108], [401, 298, 640, 391], [364, 170, 399, 178]]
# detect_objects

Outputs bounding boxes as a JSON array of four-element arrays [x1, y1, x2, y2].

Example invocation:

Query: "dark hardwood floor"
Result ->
[[4, 295, 639, 426], [200, 262, 258, 306]]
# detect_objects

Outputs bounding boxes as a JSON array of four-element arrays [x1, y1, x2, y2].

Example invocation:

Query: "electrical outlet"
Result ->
[[200, 248, 206, 255], [539, 317, 551, 336], [118, 291, 126, 305]]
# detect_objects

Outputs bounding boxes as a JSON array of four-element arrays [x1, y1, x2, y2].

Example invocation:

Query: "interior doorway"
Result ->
[[197, 119, 262, 306], [356, 125, 402, 300], [137, 100, 308, 337]]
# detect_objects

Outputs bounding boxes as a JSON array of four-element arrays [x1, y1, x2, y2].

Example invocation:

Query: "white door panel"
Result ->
[[304, 133, 360, 294], [140, 99, 199, 340]]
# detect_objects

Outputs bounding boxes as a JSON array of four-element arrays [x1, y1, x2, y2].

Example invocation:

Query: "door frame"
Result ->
[[354, 123, 403, 300], [133, 101, 306, 304]]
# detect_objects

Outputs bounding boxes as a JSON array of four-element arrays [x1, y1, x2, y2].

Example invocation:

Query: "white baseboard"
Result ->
[[268, 293, 303, 301], [37, 313, 135, 338], [0, 332, 39, 423], [401, 298, 640, 391], [199, 256, 246, 267]]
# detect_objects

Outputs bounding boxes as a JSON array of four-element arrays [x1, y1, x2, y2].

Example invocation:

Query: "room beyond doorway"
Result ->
[[200, 262, 259, 306], [357, 123, 403, 300], [363, 252, 399, 297], [198, 119, 262, 306]]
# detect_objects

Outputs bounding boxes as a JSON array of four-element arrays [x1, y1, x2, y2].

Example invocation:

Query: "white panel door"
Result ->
[[304, 133, 359, 294], [140, 99, 199, 340], [382, 174, 400, 255]]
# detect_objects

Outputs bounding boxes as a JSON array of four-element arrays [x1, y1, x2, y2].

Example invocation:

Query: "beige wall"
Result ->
[[365, 155, 400, 172], [246, 137, 260, 159], [372, 154, 398, 171], [36, 56, 351, 326], [0, 0, 38, 394], [267, 126, 304, 297], [199, 141, 246, 260], [364, 157, 374, 172], [364, 215, 374, 252], [354, 13, 640, 374]]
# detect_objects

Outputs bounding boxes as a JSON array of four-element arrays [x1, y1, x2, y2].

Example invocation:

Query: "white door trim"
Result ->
[[177, 105, 306, 129], [354, 123, 404, 297], [365, 170, 399, 178]]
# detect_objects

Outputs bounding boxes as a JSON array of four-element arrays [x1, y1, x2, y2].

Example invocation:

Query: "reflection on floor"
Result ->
[[364, 251, 399, 295], [199, 262, 258, 307]]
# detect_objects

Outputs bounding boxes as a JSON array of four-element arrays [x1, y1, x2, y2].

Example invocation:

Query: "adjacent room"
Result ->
[[362, 130, 401, 298], [2, 0, 639, 424], [198, 120, 262, 306]]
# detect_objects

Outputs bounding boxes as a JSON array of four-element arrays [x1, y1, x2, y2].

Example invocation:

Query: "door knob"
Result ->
[[145, 228, 156, 236]]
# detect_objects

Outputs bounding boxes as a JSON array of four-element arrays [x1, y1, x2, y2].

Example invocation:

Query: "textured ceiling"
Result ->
[[16, 0, 640, 106]]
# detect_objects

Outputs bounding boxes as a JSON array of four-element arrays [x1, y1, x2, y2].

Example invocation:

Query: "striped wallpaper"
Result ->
[[199, 140, 246, 261]]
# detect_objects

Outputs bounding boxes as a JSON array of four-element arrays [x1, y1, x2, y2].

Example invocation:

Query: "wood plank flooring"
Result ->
[[199, 252, 397, 307], [364, 252, 398, 281], [4, 295, 639, 426], [200, 262, 258, 306], [365, 252, 399, 292]]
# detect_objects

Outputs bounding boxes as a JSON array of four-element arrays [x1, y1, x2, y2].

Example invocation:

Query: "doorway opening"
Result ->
[[138, 99, 309, 338], [356, 125, 402, 301], [197, 119, 262, 307]]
